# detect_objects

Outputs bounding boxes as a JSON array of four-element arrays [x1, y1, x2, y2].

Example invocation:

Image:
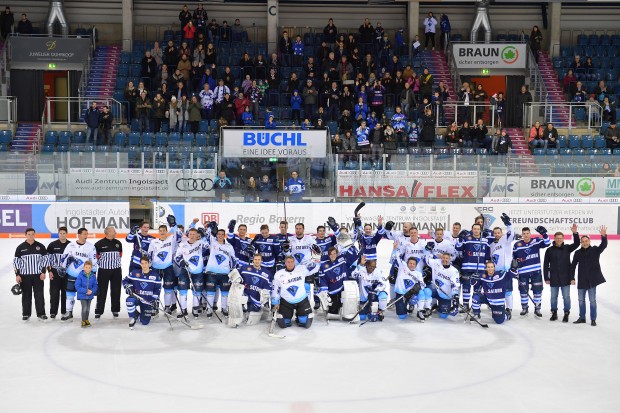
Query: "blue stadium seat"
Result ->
[[600, 148, 612, 156], [533, 148, 545, 156], [44, 131, 58, 145], [557, 135, 567, 148], [546, 148, 559, 156], [154, 132, 167, 146], [581, 135, 594, 148], [42, 144, 56, 153], [195, 132, 207, 146], [182, 132, 195, 145], [141, 132, 154, 146], [559, 148, 572, 156], [568, 135, 581, 148], [114, 132, 127, 146], [573, 148, 586, 156], [199, 120, 209, 132], [168, 132, 181, 143], [128, 132, 141, 145], [73, 131, 86, 144]]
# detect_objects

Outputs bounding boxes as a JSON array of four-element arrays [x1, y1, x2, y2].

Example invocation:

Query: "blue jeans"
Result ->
[[550, 285, 571, 312], [578, 287, 597, 321]]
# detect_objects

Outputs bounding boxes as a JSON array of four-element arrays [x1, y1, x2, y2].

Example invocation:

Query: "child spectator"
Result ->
[[75, 261, 98, 328], [291, 90, 302, 125], [293, 35, 304, 67], [265, 114, 277, 129], [242, 106, 254, 125]]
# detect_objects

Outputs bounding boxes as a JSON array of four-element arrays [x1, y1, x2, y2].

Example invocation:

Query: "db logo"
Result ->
[[201, 213, 219, 224]]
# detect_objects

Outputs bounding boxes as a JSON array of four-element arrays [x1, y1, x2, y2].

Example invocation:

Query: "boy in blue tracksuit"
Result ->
[[75, 260, 98, 327], [290, 91, 302, 125], [241, 106, 254, 125]]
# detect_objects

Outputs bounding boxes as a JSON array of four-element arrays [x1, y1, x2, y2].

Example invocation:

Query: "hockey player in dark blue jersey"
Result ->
[[512, 226, 552, 317], [471, 261, 512, 324], [317, 247, 359, 319], [455, 223, 490, 312], [357, 214, 386, 261], [226, 220, 255, 267], [125, 221, 155, 272], [274, 221, 293, 271], [123, 256, 162, 329], [227, 253, 272, 327], [252, 224, 282, 279], [316, 217, 341, 264]]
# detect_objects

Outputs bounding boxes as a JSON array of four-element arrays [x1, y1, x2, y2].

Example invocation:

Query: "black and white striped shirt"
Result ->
[[46, 239, 71, 269], [95, 238, 123, 270], [14, 241, 48, 275]]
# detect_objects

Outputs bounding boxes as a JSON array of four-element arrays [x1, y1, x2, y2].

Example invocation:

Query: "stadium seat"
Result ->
[[128, 132, 141, 146], [533, 148, 545, 156], [58, 131, 72, 145], [581, 135, 594, 148], [568, 135, 581, 149], [557, 135, 567, 148], [114, 132, 127, 146], [195, 132, 208, 146], [168, 132, 181, 144], [155, 132, 167, 146], [141, 132, 154, 146], [44, 131, 58, 145], [182, 132, 195, 145], [73, 131, 86, 144]]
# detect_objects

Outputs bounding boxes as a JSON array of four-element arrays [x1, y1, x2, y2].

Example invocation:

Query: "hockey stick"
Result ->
[[268, 311, 285, 339], [157, 269, 174, 331], [133, 293, 204, 330], [188, 269, 223, 323], [343, 299, 370, 323], [354, 201, 365, 218], [173, 289, 190, 324], [459, 304, 489, 328]]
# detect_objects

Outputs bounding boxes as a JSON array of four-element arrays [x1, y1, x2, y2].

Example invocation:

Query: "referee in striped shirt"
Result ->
[[94, 226, 123, 319], [14, 228, 49, 321]]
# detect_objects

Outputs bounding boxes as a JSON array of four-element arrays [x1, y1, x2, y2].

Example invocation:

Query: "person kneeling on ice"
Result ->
[[390, 241, 426, 322], [227, 253, 272, 328], [422, 251, 461, 319], [471, 261, 512, 324], [271, 255, 319, 329], [352, 256, 388, 322], [317, 247, 360, 321], [123, 256, 162, 329]]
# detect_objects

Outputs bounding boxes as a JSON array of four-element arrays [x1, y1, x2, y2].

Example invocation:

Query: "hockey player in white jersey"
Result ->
[[351, 256, 389, 322], [391, 241, 427, 322], [398, 227, 427, 272], [489, 213, 516, 315], [60, 228, 98, 322], [271, 255, 319, 328], [174, 227, 209, 319], [443, 222, 463, 246], [426, 227, 457, 262], [422, 250, 461, 319], [203, 221, 237, 317], [147, 214, 183, 314], [384, 220, 414, 299], [285, 223, 316, 265]]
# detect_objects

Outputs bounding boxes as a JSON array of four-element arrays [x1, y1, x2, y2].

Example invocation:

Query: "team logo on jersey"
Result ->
[[404, 279, 414, 289], [36, 246, 40, 251], [157, 251, 168, 262], [294, 253, 304, 263], [215, 254, 226, 265], [473, 244, 481, 251], [524, 248, 530, 254], [516, 242, 523, 247], [487, 282, 494, 289], [435, 279, 444, 287], [251, 276, 259, 285], [260, 244, 268, 251], [287, 285, 299, 296], [140, 282, 148, 290], [333, 267, 341, 276], [73, 258, 83, 269], [241, 243, 248, 250], [188, 256, 200, 266]]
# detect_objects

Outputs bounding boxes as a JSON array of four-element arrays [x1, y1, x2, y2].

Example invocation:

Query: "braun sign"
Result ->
[[452, 44, 527, 69]]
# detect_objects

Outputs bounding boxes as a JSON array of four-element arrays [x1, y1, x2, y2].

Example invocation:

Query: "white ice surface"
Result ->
[[1, 238, 620, 413]]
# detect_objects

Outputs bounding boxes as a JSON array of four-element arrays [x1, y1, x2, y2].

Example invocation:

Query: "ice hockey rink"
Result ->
[[2, 237, 619, 413]]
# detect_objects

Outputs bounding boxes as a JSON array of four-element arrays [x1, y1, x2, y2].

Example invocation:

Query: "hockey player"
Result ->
[[422, 250, 461, 319], [443, 222, 462, 245], [253, 224, 282, 278], [351, 256, 389, 322], [123, 256, 162, 329], [147, 215, 183, 315], [357, 215, 386, 261], [174, 227, 209, 319], [271, 255, 319, 328], [471, 261, 511, 324], [125, 221, 154, 272], [455, 223, 490, 311], [285, 223, 317, 265], [274, 221, 292, 270], [317, 247, 353, 318], [391, 241, 427, 321], [316, 217, 341, 264], [426, 227, 456, 262], [489, 213, 516, 315], [399, 226, 428, 271], [226, 220, 255, 267], [47, 226, 70, 319], [228, 253, 272, 327], [512, 226, 551, 317], [203, 221, 237, 316], [384, 220, 413, 299]]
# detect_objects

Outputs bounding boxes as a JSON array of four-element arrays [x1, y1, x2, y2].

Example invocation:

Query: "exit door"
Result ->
[[43, 71, 69, 122]]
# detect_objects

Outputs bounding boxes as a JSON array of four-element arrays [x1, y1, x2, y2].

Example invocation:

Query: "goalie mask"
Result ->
[[337, 232, 354, 249]]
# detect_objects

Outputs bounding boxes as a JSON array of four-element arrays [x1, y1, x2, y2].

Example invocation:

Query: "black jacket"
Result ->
[[543, 232, 580, 287], [571, 236, 607, 289]]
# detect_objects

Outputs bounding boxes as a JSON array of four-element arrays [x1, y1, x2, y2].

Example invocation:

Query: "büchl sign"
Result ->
[[222, 128, 328, 158], [452, 43, 527, 69]]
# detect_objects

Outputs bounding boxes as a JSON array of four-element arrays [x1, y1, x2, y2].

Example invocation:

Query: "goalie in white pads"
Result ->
[[271, 255, 319, 329], [227, 254, 272, 328], [317, 247, 360, 321], [351, 256, 389, 322]]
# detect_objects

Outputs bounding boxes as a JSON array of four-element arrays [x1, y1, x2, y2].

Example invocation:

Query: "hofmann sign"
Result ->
[[453, 43, 527, 69], [222, 128, 328, 158], [10, 37, 92, 70]]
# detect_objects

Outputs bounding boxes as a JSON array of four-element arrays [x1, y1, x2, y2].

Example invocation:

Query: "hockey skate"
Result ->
[[221, 308, 229, 317], [177, 309, 188, 319], [459, 304, 470, 314], [192, 307, 200, 319], [520, 307, 529, 316], [129, 317, 137, 329], [534, 305, 542, 318], [416, 310, 425, 323], [61, 312, 73, 322]]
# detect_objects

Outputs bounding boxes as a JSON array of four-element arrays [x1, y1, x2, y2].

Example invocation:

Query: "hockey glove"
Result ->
[[327, 216, 338, 232], [388, 266, 398, 284], [57, 267, 67, 279], [458, 230, 470, 241], [535, 225, 548, 236], [130, 225, 140, 235], [196, 227, 206, 238], [370, 280, 381, 292], [500, 213, 511, 226], [208, 221, 218, 237], [450, 295, 460, 316], [482, 229, 492, 238], [404, 283, 421, 301], [318, 291, 332, 309], [166, 214, 176, 227], [246, 244, 255, 257], [353, 217, 362, 228], [471, 273, 480, 287], [384, 220, 395, 231], [282, 240, 291, 253], [425, 241, 435, 251], [310, 244, 322, 263], [228, 219, 237, 234], [124, 284, 135, 297]]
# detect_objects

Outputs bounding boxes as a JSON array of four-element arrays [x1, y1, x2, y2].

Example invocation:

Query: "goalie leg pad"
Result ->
[[228, 269, 242, 283], [227, 282, 246, 327], [341, 280, 360, 321], [246, 309, 263, 325]]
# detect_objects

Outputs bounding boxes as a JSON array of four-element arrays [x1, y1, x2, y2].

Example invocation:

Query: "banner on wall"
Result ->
[[221, 128, 328, 158], [0, 202, 130, 236], [487, 177, 620, 198], [452, 43, 527, 69]]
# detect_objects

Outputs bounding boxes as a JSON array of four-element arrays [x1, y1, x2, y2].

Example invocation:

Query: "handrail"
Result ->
[[0, 96, 18, 126], [41, 96, 123, 134], [526, 101, 603, 132]]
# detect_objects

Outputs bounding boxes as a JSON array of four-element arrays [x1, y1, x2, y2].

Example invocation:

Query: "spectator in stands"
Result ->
[[222, 66, 236, 90], [605, 122, 620, 149], [423, 12, 438, 51], [152, 93, 166, 133], [587, 94, 601, 125], [359, 18, 374, 45], [356, 119, 371, 153], [150, 42, 163, 68], [326, 81, 341, 121], [459, 120, 472, 147], [400, 82, 416, 121], [232, 19, 244, 42], [241, 106, 254, 125], [207, 18, 218, 42], [572, 81, 587, 104], [247, 80, 261, 121], [341, 129, 356, 154], [183, 20, 196, 50], [323, 18, 337, 46], [177, 55, 192, 88], [156, 64, 170, 90], [0, 6, 14, 39], [187, 95, 202, 134], [85, 102, 100, 144], [407, 122, 419, 147], [360, 53, 376, 80], [255, 53, 268, 80], [445, 122, 460, 148], [336, 56, 354, 82], [160, 82, 171, 102], [136, 91, 152, 133], [141, 51, 157, 85], [491, 92, 506, 127], [371, 122, 385, 157], [174, 79, 187, 102], [179, 5, 192, 31], [193, 3, 207, 36], [178, 95, 190, 133], [420, 108, 435, 147], [164, 40, 178, 67], [563, 68, 576, 94], [570, 55, 585, 80], [124, 81, 138, 121], [355, 96, 368, 122], [214, 171, 233, 202], [99, 106, 113, 145], [200, 67, 216, 91], [239, 53, 254, 79], [530, 25, 543, 64], [459, 85, 473, 125], [369, 80, 386, 118], [472, 118, 489, 150], [234, 92, 249, 125], [220, 93, 236, 125], [391, 106, 407, 145], [285, 171, 305, 202], [601, 96, 616, 123], [419, 68, 434, 101], [331, 133, 343, 153], [600, 163, 614, 176], [193, 43, 205, 66], [440, 14, 451, 50], [291, 35, 304, 67], [529, 121, 545, 151], [167, 96, 180, 132], [242, 176, 258, 202], [258, 175, 274, 201], [495, 128, 512, 154], [278, 30, 292, 58], [615, 165, 620, 177], [378, 32, 392, 68], [388, 56, 403, 79], [594, 80, 610, 103], [287, 90, 301, 125], [432, 90, 445, 125], [545, 122, 559, 149], [515, 85, 532, 128], [302, 79, 318, 121], [339, 110, 353, 133], [584, 57, 595, 81], [16, 13, 32, 35]]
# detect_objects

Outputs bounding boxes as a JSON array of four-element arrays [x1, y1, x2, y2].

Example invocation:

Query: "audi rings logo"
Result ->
[[176, 178, 214, 192]]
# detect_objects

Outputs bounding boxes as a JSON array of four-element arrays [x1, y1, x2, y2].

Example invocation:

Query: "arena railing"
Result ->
[[41, 96, 123, 133], [0, 96, 18, 128], [525, 101, 603, 132]]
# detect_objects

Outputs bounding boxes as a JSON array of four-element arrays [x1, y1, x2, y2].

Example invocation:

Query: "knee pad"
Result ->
[[297, 313, 313, 328], [531, 282, 543, 294], [460, 274, 471, 285], [518, 280, 529, 293], [439, 312, 448, 319], [398, 314, 407, 320], [423, 287, 433, 300], [491, 306, 506, 324], [277, 316, 292, 328], [205, 280, 216, 292]]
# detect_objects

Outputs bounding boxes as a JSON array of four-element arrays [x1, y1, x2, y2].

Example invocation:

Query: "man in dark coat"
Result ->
[[543, 224, 580, 322], [570, 226, 607, 326]]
